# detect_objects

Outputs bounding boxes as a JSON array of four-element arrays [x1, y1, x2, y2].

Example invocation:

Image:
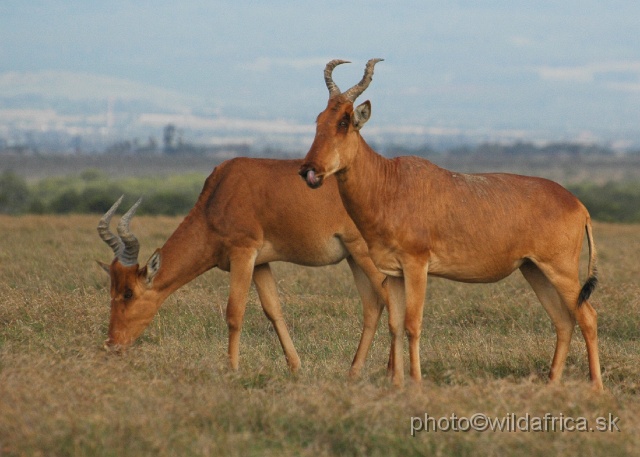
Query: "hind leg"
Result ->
[[525, 262, 603, 390], [341, 238, 390, 376], [253, 263, 301, 372], [346, 257, 386, 378], [574, 299, 603, 390], [520, 262, 575, 383], [553, 279, 602, 390]]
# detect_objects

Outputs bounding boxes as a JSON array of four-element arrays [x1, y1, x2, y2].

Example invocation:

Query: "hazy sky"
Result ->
[[2, 1, 640, 144]]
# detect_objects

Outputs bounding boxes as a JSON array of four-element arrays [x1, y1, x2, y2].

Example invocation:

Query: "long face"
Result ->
[[104, 259, 160, 351], [300, 96, 370, 188], [299, 58, 381, 189], [97, 196, 161, 352]]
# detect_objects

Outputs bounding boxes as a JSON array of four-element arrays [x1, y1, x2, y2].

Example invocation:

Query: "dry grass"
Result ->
[[1, 215, 639, 456]]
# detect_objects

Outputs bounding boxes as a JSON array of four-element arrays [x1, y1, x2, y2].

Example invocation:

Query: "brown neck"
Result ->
[[336, 135, 397, 233], [152, 203, 218, 298]]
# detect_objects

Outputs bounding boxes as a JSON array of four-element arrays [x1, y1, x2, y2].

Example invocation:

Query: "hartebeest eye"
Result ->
[[123, 289, 134, 300], [337, 113, 350, 130]]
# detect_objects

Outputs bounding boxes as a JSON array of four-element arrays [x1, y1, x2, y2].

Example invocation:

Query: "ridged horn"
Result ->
[[117, 197, 143, 266], [342, 58, 384, 102], [324, 59, 351, 98], [97, 195, 125, 257]]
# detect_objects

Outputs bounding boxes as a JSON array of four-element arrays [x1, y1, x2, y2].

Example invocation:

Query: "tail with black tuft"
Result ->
[[578, 271, 598, 305], [578, 219, 598, 306]]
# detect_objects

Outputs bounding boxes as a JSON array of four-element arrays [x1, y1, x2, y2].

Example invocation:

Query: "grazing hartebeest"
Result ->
[[98, 157, 388, 376], [299, 59, 603, 390]]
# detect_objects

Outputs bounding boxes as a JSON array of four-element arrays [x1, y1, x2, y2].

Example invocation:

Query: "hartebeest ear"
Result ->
[[96, 260, 110, 275], [353, 100, 371, 131], [144, 250, 161, 285]]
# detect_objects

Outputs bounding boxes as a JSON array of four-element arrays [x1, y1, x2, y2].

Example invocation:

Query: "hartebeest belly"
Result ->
[[254, 237, 348, 267], [362, 165, 588, 284]]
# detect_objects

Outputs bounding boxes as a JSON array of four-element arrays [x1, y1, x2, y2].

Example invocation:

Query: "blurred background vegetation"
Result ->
[[2, 168, 638, 222], [1, 142, 639, 222], [0, 168, 204, 216]]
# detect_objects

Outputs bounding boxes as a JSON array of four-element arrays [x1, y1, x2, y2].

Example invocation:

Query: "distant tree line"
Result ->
[[381, 141, 628, 159], [1, 168, 639, 222], [0, 169, 203, 216], [0, 123, 252, 157], [3, 122, 640, 158], [103, 125, 251, 157]]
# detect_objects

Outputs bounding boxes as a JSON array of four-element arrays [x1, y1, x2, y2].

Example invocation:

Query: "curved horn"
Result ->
[[342, 58, 384, 102], [116, 197, 143, 266], [97, 195, 125, 257], [324, 59, 351, 98]]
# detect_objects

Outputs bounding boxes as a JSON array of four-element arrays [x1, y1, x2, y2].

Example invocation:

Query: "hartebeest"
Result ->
[[299, 59, 603, 390], [98, 158, 388, 376]]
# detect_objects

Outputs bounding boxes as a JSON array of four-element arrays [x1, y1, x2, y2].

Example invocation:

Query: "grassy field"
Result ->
[[0, 214, 639, 456]]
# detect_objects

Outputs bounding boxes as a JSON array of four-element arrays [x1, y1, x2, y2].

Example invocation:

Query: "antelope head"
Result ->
[[299, 58, 382, 188], [97, 196, 162, 351]]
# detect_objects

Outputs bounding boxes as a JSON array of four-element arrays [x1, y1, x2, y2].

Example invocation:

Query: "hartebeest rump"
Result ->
[[98, 158, 388, 376], [299, 59, 603, 390]]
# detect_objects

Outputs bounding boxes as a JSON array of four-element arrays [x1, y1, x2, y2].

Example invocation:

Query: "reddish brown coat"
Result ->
[[300, 60, 602, 390], [99, 158, 388, 376]]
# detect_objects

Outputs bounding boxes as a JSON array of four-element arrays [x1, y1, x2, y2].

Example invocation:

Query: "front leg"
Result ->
[[403, 262, 429, 384], [226, 249, 258, 371], [385, 276, 406, 387]]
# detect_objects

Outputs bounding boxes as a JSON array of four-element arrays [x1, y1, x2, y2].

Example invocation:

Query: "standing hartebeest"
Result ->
[[97, 158, 388, 377], [299, 59, 603, 390]]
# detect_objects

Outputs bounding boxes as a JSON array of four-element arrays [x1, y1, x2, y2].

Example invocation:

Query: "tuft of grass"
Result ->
[[0, 216, 639, 456]]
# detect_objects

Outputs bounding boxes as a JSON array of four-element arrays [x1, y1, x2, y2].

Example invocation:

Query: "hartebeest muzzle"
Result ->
[[298, 166, 324, 189]]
